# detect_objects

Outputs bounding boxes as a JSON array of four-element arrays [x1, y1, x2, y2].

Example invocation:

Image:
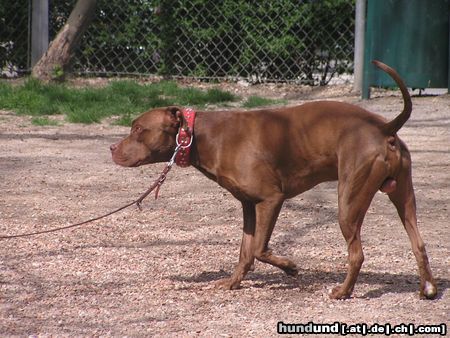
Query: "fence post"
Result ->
[[353, 0, 366, 94], [31, 0, 49, 67]]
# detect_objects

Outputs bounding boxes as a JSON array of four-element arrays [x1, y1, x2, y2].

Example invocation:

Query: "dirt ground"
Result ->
[[0, 83, 449, 337]]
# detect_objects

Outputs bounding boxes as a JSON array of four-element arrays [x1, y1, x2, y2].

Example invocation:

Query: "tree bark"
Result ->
[[32, 0, 97, 82]]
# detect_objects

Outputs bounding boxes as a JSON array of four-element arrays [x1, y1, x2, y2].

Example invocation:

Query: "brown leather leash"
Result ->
[[0, 144, 182, 240]]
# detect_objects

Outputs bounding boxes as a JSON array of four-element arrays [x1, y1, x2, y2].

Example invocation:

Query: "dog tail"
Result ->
[[372, 60, 412, 135]]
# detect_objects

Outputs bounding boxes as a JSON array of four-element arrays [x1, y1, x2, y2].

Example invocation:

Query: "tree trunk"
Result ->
[[32, 0, 97, 82]]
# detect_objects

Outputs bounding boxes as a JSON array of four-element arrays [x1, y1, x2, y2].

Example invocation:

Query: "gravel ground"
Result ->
[[0, 83, 449, 337]]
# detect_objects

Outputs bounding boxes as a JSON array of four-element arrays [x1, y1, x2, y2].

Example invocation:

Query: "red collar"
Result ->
[[175, 108, 196, 167]]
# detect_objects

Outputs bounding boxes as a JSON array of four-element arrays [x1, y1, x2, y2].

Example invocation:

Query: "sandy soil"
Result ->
[[0, 83, 449, 337]]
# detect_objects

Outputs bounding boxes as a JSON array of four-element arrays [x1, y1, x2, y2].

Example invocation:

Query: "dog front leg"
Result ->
[[252, 195, 299, 276], [216, 201, 256, 290]]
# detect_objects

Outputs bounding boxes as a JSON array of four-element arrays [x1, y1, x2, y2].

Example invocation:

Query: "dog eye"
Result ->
[[132, 125, 143, 134]]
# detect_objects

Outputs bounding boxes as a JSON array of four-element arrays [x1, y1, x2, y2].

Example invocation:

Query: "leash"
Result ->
[[0, 144, 182, 240], [1, 107, 197, 240]]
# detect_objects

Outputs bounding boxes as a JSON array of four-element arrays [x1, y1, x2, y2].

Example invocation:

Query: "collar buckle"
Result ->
[[175, 108, 196, 167]]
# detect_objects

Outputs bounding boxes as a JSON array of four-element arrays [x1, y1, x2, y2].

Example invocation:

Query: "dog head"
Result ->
[[110, 106, 186, 167]]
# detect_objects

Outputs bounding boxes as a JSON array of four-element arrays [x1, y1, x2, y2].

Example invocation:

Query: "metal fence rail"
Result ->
[[1, 0, 355, 85]]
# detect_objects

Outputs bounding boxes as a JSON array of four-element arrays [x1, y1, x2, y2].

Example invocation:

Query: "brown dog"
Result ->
[[110, 61, 437, 299]]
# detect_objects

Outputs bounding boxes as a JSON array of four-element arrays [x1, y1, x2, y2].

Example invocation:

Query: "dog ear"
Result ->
[[166, 106, 188, 130]]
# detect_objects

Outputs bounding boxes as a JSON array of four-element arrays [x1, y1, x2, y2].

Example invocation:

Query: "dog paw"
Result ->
[[421, 281, 437, 299], [283, 265, 299, 277], [215, 277, 241, 290], [329, 285, 351, 300]]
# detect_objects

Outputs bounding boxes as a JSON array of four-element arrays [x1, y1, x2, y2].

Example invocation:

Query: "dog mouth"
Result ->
[[116, 153, 155, 167], [114, 156, 147, 168], [129, 159, 146, 167], [111, 152, 142, 167], [111, 146, 172, 167], [111, 144, 152, 167]]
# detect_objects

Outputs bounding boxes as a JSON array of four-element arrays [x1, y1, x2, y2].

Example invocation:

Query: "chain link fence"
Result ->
[[0, 2, 30, 77], [1, 0, 355, 85]]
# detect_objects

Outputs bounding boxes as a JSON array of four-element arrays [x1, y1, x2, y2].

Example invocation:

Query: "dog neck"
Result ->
[[189, 110, 229, 181]]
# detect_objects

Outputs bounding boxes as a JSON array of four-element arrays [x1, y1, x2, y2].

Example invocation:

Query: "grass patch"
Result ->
[[0, 79, 284, 125], [0, 79, 238, 124], [31, 116, 60, 126], [114, 113, 134, 127], [242, 96, 286, 108]]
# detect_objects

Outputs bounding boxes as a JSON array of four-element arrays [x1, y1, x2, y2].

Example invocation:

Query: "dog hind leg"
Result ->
[[330, 157, 387, 299], [388, 153, 437, 299]]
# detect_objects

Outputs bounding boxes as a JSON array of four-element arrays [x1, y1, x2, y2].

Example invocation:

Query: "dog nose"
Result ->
[[110, 143, 118, 152]]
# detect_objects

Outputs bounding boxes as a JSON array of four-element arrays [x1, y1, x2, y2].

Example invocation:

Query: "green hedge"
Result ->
[[1, 0, 355, 84]]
